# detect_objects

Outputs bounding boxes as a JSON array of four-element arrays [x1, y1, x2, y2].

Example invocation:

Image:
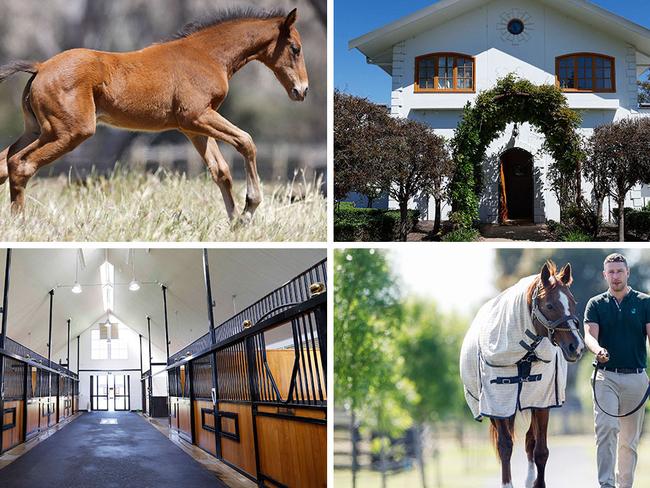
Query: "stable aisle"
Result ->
[[0, 411, 228, 488]]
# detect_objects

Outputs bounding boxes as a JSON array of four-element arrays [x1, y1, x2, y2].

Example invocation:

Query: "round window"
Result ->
[[507, 19, 525, 35]]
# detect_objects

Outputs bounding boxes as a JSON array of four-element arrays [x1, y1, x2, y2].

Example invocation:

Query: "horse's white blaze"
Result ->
[[559, 289, 585, 353], [558, 289, 571, 316], [525, 461, 536, 488]]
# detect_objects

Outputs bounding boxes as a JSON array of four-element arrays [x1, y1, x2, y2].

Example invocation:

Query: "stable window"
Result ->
[[556, 53, 615, 93], [415, 53, 475, 92], [91, 329, 108, 360]]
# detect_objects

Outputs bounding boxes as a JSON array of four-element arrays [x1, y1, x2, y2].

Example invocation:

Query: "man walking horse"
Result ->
[[584, 253, 650, 488], [0, 7, 309, 223]]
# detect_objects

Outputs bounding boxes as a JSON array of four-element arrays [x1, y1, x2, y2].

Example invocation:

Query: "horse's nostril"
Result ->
[[569, 343, 576, 352], [303, 87, 309, 98], [291, 88, 300, 98]]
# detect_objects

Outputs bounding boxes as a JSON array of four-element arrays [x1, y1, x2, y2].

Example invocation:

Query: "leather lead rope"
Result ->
[[591, 362, 650, 418]]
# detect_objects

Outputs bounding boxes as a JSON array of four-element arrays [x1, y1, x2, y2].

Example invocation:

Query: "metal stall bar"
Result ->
[[202, 249, 221, 457], [66, 319, 70, 368], [0, 249, 12, 454], [47, 290, 54, 426]]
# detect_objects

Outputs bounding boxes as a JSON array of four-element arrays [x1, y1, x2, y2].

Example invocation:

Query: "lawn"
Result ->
[[334, 437, 499, 488], [0, 169, 326, 241]]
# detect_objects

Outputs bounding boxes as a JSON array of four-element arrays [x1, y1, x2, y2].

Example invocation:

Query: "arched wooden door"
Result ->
[[499, 148, 534, 223]]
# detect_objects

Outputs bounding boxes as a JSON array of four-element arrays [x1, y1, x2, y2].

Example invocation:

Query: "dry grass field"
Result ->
[[0, 169, 326, 242]]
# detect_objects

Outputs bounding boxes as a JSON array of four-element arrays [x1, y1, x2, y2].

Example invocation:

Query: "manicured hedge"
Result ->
[[334, 203, 420, 241], [626, 210, 650, 238]]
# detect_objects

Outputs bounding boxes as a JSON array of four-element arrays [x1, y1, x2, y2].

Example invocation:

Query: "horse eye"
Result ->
[[546, 303, 554, 310], [291, 44, 301, 56]]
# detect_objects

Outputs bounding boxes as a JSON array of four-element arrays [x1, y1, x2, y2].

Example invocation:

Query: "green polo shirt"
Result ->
[[584, 288, 650, 369]]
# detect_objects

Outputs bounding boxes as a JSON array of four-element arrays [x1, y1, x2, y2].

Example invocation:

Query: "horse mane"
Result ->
[[170, 7, 288, 40]]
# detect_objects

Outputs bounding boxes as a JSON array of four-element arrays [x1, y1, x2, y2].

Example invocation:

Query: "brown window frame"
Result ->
[[555, 53, 616, 93], [414, 52, 476, 93]]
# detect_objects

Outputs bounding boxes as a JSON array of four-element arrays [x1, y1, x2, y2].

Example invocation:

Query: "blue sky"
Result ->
[[334, 0, 650, 104]]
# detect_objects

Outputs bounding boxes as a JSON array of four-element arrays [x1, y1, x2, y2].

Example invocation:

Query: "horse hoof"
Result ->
[[231, 212, 253, 230]]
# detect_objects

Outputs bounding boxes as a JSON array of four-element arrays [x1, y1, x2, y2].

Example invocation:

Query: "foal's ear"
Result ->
[[540, 262, 551, 287], [284, 8, 298, 30], [559, 263, 573, 286]]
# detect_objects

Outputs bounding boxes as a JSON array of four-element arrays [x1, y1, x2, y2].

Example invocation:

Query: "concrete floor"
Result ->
[[0, 411, 230, 488]]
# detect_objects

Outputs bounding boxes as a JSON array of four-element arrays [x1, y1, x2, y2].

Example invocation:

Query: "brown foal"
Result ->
[[0, 8, 309, 221]]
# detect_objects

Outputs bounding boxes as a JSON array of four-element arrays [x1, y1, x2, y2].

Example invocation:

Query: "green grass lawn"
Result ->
[[334, 439, 499, 488], [334, 430, 650, 487], [0, 169, 326, 241]]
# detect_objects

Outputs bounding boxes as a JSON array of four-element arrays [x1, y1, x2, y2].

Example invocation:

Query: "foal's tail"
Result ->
[[0, 60, 39, 84]]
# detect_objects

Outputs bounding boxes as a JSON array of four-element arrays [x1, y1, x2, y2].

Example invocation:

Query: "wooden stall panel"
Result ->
[[265, 350, 325, 401], [218, 402, 256, 478], [48, 396, 57, 427], [178, 398, 192, 441], [26, 399, 39, 438], [193, 400, 217, 456], [256, 414, 326, 488], [2, 400, 24, 451]]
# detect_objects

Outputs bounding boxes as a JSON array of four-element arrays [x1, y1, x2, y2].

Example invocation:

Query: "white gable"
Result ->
[[351, 0, 650, 74]]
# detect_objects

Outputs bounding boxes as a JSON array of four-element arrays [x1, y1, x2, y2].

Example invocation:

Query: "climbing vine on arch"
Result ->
[[449, 74, 585, 228]]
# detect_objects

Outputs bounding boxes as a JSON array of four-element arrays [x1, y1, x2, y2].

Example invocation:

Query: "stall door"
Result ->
[[25, 367, 39, 439], [1, 357, 25, 452], [216, 342, 257, 479]]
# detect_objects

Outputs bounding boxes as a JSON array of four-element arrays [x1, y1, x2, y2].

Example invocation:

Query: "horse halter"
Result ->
[[530, 284, 581, 342]]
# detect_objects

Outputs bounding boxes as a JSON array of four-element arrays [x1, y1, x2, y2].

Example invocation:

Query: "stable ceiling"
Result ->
[[0, 248, 325, 363]]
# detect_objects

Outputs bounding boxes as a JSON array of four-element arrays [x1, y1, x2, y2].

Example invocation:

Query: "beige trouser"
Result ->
[[592, 369, 648, 488]]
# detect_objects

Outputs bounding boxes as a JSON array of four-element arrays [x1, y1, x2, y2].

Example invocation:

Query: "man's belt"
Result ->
[[600, 366, 645, 374]]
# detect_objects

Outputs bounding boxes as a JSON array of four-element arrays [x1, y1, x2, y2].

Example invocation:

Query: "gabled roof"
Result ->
[[350, 0, 650, 75], [0, 248, 325, 363]]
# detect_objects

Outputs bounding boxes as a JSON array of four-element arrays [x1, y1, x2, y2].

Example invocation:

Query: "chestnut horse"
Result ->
[[0, 7, 308, 222], [491, 263, 584, 488], [461, 262, 585, 488]]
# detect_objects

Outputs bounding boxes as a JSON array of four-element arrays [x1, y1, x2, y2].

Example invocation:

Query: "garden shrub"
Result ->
[[334, 204, 420, 241], [441, 228, 480, 242]]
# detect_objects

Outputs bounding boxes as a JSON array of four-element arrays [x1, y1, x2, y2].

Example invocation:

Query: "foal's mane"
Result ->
[[170, 7, 288, 40]]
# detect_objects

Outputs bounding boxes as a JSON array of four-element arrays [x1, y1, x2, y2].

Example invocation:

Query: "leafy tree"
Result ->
[[334, 91, 453, 240], [333, 90, 389, 201], [638, 72, 650, 105], [399, 299, 467, 488], [334, 249, 401, 414], [587, 117, 650, 241], [378, 118, 452, 240]]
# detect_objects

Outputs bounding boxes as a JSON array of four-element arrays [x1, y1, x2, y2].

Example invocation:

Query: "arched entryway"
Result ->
[[499, 148, 534, 223]]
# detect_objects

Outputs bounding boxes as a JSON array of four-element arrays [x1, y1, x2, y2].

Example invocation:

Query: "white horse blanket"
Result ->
[[459, 276, 567, 420]]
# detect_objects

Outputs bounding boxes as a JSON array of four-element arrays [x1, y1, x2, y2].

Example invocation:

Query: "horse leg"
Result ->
[[181, 109, 261, 223], [1, 79, 40, 187], [185, 134, 237, 221], [532, 409, 550, 488], [492, 417, 515, 488], [525, 420, 536, 488], [8, 117, 95, 212]]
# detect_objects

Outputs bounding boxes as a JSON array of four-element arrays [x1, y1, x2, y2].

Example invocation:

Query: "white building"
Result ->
[[350, 0, 650, 223]]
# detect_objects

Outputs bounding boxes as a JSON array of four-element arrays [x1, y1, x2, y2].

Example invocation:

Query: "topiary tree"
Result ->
[[587, 117, 650, 241], [450, 74, 585, 228], [378, 118, 452, 241]]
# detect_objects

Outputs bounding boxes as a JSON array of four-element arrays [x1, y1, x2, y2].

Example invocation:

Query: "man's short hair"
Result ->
[[603, 253, 628, 268]]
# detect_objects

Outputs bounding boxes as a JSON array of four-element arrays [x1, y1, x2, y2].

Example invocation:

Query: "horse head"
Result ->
[[530, 261, 585, 362], [266, 9, 309, 101]]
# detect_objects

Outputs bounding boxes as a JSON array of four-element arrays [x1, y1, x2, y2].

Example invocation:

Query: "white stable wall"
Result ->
[[53, 318, 167, 411], [383, 0, 650, 222]]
